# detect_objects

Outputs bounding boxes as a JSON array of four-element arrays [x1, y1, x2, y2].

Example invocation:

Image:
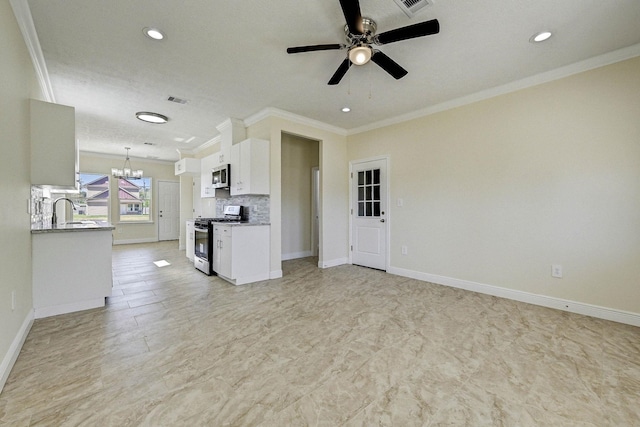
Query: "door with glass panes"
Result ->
[[351, 158, 387, 270]]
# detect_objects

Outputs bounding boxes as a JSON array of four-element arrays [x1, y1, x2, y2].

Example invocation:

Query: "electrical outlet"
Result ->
[[11, 291, 16, 311], [397, 198, 404, 207], [552, 264, 563, 278], [401, 245, 408, 255]]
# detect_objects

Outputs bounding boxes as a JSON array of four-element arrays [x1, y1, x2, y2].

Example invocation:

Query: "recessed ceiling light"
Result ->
[[136, 112, 168, 124], [530, 31, 552, 43], [143, 27, 165, 40], [341, 107, 351, 113]]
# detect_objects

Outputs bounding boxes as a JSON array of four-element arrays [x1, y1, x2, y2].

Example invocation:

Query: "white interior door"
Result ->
[[158, 181, 180, 241], [351, 159, 387, 270]]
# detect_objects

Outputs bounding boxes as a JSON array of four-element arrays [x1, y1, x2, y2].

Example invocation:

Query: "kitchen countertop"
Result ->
[[210, 221, 270, 226], [31, 221, 115, 234]]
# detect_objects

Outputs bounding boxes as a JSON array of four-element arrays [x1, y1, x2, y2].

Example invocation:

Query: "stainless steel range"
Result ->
[[194, 206, 245, 275]]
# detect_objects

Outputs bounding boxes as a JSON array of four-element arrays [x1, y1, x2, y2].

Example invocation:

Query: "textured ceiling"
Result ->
[[25, 0, 640, 161]]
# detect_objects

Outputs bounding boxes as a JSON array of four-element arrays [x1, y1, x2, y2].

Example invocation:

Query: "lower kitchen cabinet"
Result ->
[[186, 220, 195, 261], [212, 224, 269, 285], [31, 227, 114, 318]]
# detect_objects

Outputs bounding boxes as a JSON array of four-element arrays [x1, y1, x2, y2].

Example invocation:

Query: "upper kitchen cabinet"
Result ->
[[175, 158, 200, 175], [200, 153, 216, 198], [230, 138, 270, 196], [30, 99, 78, 188], [215, 118, 245, 167]]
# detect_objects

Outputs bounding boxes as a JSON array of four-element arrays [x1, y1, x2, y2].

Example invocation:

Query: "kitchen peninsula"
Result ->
[[31, 222, 115, 318]]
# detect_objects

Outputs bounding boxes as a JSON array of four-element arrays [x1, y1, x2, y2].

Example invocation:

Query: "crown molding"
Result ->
[[193, 135, 221, 153], [245, 107, 348, 136], [215, 118, 244, 133], [80, 150, 174, 164], [10, 0, 55, 103], [348, 43, 640, 136]]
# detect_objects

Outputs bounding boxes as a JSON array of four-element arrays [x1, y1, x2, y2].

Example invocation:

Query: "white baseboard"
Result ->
[[34, 298, 105, 319], [319, 257, 348, 269], [270, 270, 283, 279], [388, 266, 640, 327], [281, 251, 313, 261], [112, 237, 157, 245], [0, 309, 34, 393]]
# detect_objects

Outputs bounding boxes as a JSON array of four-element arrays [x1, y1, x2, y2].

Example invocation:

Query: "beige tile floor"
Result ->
[[1, 241, 639, 426]]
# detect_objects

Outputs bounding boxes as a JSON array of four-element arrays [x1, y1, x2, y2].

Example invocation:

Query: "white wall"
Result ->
[[0, 0, 40, 391], [347, 56, 640, 317], [79, 152, 177, 244], [281, 133, 319, 259]]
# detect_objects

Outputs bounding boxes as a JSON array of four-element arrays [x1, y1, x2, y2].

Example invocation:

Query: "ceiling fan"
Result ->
[[286, 0, 440, 85]]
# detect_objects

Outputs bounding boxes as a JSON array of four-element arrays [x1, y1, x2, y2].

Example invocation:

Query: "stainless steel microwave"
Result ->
[[212, 164, 230, 188]]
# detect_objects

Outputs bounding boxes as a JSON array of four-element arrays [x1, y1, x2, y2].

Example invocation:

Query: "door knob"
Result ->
[[380, 219, 385, 223]]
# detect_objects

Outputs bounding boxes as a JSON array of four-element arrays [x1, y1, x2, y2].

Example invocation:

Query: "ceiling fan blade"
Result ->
[[371, 51, 408, 80], [375, 19, 440, 45], [328, 58, 351, 85], [287, 44, 344, 54], [339, 0, 363, 35]]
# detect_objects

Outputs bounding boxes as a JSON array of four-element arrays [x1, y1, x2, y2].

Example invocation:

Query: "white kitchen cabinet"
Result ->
[[32, 227, 113, 318], [200, 153, 216, 198], [212, 224, 232, 278], [30, 99, 78, 188], [186, 220, 195, 261], [213, 147, 229, 168], [212, 224, 269, 285], [230, 138, 269, 196], [175, 158, 200, 175]]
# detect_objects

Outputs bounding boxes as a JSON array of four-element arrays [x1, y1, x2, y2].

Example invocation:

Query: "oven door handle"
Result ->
[[194, 226, 209, 232]]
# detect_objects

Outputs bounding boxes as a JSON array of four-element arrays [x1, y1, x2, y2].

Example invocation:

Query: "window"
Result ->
[[118, 177, 151, 222], [357, 168, 381, 217], [72, 173, 110, 222]]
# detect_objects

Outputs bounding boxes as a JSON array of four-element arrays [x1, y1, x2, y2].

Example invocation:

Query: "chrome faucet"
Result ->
[[52, 197, 77, 227]]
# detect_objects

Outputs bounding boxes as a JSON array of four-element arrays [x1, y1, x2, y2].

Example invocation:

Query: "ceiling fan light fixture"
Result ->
[[143, 27, 165, 40], [530, 31, 552, 43], [349, 45, 373, 65], [136, 111, 168, 124]]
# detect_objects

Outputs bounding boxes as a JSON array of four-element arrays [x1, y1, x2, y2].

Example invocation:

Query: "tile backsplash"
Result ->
[[30, 186, 52, 228], [216, 195, 270, 224]]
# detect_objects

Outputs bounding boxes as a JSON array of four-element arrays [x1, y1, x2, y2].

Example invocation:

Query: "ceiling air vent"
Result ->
[[392, 0, 431, 18], [167, 96, 188, 104]]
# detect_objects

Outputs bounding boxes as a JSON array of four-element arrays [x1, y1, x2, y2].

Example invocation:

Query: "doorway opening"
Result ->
[[281, 133, 320, 263]]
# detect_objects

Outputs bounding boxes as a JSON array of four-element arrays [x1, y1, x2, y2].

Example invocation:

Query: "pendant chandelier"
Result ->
[[111, 147, 143, 179]]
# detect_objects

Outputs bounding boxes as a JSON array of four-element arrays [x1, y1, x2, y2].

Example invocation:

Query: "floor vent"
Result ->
[[392, 0, 431, 17], [167, 96, 188, 104]]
